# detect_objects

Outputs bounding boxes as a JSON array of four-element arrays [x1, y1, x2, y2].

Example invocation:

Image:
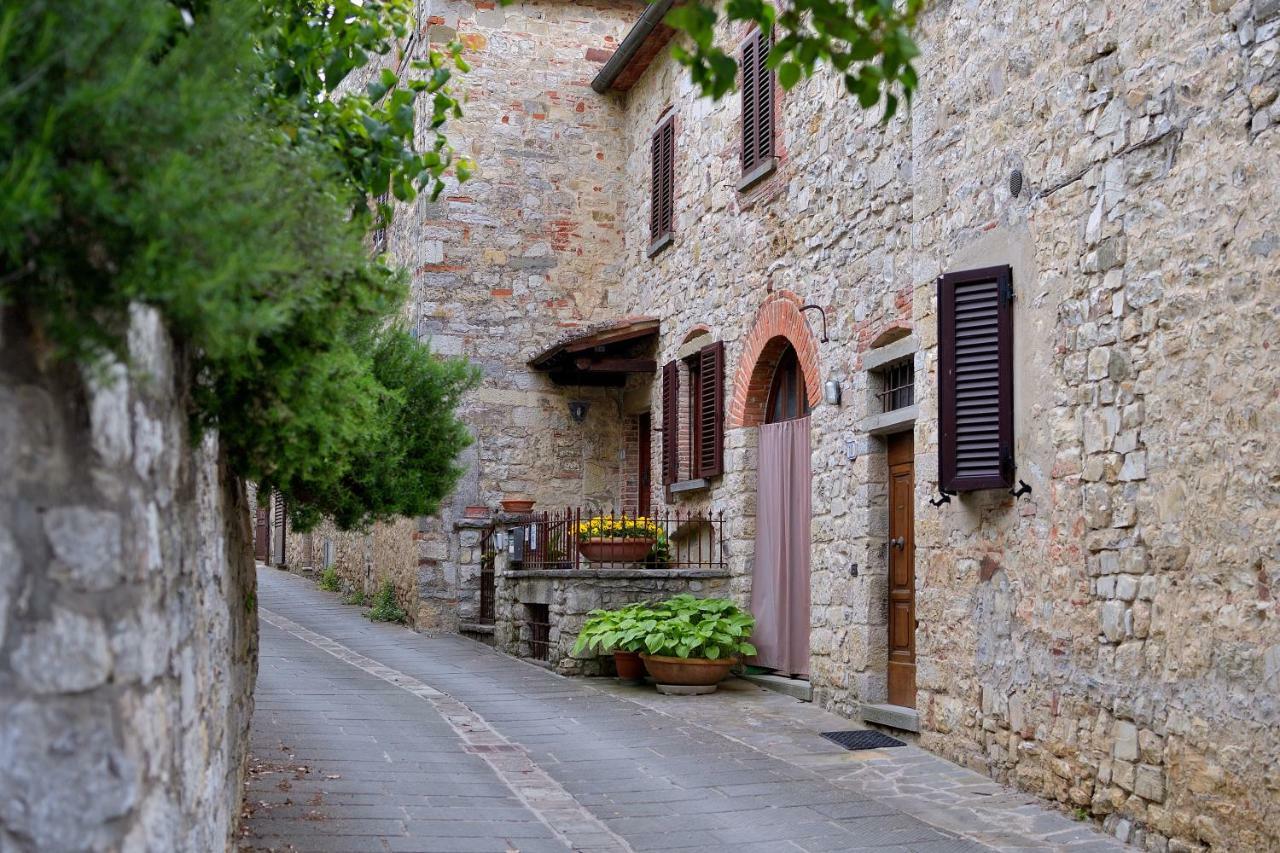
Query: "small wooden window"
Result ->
[[649, 114, 675, 254], [938, 265, 1014, 492], [741, 28, 774, 179]]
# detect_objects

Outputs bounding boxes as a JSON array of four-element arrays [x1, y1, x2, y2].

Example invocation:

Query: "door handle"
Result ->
[[891, 537, 905, 550]]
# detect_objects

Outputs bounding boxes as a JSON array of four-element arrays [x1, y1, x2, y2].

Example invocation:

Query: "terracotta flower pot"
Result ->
[[463, 504, 490, 518], [640, 654, 735, 687], [613, 650, 645, 683], [577, 537, 654, 564], [500, 499, 535, 513]]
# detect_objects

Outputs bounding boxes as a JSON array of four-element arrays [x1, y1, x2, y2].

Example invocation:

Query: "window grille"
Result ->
[[877, 361, 915, 413]]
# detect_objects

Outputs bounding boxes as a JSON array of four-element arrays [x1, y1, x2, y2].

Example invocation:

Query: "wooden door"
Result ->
[[887, 432, 916, 708], [254, 505, 269, 563], [638, 412, 652, 517]]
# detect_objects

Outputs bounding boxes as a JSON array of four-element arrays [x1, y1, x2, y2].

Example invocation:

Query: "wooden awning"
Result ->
[[528, 316, 660, 386]]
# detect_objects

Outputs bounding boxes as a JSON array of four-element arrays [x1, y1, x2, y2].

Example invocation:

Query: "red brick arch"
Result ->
[[729, 292, 822, 428]]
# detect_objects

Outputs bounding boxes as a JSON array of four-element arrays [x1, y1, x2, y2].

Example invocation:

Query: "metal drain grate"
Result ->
[[820, 730, 905, 751]]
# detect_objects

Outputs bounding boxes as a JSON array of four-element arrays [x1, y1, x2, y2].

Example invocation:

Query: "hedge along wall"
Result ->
[[0, 305, 258, 851]]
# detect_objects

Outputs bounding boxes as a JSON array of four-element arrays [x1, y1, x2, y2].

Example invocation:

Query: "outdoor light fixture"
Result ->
[[824, 379, 842, 406], [568, 400, 590, 422]]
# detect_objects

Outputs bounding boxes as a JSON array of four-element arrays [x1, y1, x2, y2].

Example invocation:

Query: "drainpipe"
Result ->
[[591, 0, 678, 94]]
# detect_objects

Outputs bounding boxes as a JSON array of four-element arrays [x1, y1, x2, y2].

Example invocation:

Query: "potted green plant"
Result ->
[[571, 603, 656, 683], [638, 595, 757, 692], [575, 515, 662, 564]]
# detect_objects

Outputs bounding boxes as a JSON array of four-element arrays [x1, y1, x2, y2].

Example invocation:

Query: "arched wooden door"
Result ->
[[750, 343, 812, 677]]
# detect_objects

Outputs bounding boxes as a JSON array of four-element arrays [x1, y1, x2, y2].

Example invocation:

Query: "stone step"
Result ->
[[739, 672, 812, 701]]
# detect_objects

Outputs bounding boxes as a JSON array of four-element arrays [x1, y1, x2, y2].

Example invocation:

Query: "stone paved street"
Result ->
[[241, 568, 1128, 853]]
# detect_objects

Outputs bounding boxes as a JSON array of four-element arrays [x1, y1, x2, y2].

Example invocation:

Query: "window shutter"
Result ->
[[741, 29, 773, 175], [742, 34, 758, 173], [696, 341, 725, 478], [938, 265, 1014, 492], [661, 360, 679, 485], [650, 117, 675, 247]]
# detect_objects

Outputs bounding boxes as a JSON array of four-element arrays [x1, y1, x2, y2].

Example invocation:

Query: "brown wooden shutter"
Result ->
[[661, 360, 679, 485], [650, 117, 675, 249], [938, 265, 1014, 492], [695, 341, 725, 478], [741, 29, 773, 175]]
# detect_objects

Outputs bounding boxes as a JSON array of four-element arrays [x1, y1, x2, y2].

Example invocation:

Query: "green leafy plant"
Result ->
[[573, 595, 757, 662], [366, 582, 407, 623], [572, 603, 659, 656], [318, 566, 341, 592], [343, 589, 368, 607]]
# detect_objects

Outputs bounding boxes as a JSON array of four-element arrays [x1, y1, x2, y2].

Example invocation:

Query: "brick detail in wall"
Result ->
[[729, 291, 822, 428]]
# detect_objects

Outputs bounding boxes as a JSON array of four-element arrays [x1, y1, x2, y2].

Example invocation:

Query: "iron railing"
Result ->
[[511, 507, 726, 571], [477, 526, 497, 625], [526, 603, 551, 660]]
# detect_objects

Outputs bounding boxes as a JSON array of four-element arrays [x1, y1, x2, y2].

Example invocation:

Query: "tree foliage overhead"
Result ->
[[0, 0, 477, 531], [651, 0, 923, 117]]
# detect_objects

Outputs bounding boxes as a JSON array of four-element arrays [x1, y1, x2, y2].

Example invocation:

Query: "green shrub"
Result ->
[[366, 582, 407, 623], [343, 590, 368, 607], [318, 566, 341, 592], [573, 595, 756, 662]]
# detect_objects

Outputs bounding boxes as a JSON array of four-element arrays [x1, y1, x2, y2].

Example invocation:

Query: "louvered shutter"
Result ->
[[741, 28, 773, 175], [661, 360, 679, 485], [650, 117, 675, 248], [742, 33, 759, 172], [695, 341, 725, 478], [938, 265, 1014, 492], [649, 127, 663, 244]]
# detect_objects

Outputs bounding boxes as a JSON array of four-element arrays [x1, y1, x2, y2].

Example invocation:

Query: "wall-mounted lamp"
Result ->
[[799, 304, 831, 343], [568, 400, 590, 423], [824, 379, 842, 406]]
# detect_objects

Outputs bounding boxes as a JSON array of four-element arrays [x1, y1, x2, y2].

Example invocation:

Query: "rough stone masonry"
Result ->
[[277, 2, 1279, 850], [0, 306, 258, 851]]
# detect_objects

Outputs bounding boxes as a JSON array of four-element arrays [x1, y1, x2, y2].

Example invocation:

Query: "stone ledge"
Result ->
[[453, 517, 493, 529], [860, 702, 921, 733], [459, 622, 496, 634], [508, 567, 730, 580], [737, 157, 777, 192], [669, 478, 710, 494], [740, 672, 812, 701], [862, 335, 917, 371], [860, 405, 917, 436]]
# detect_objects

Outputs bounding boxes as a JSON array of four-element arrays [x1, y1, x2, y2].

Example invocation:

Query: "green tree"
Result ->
[[0, 0, 476, 531], [661, 0, 924, 115]]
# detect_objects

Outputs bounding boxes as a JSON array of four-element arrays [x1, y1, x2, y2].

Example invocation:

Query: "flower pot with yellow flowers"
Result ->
[[576, 515, 663, 565]]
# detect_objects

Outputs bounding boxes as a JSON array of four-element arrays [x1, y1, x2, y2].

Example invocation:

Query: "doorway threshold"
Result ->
[[740, 671, 812, 702], [860, 702, 920, 733]]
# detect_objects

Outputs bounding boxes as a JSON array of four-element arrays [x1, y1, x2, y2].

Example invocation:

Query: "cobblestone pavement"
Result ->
[[242, 568, 1127, 853]]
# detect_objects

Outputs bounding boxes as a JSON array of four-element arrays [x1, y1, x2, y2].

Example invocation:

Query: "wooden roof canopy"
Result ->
[[528, 316, 660, 386]]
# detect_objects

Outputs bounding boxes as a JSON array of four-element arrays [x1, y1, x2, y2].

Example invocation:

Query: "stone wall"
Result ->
[[606, 1, 1279, 849], [495, 559, 732, 675], [0, 306, 258, 851]]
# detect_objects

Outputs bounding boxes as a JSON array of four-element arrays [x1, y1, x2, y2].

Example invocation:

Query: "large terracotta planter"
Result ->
[[640, 654, 735, 687], [577, 537, 654, 564], [613, 650, 645, 683]]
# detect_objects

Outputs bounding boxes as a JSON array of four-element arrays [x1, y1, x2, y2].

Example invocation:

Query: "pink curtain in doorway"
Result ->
[[750, 416, 811, 677]]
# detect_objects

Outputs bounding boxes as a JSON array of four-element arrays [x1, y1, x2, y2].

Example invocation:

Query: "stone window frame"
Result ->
[[859, 333, 919, 437]]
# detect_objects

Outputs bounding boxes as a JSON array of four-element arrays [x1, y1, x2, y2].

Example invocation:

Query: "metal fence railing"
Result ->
[[510, 507, 726, 571], [478, 526, 496, 625]]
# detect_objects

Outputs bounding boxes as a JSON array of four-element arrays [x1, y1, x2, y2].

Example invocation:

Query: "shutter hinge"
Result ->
[[999, 278, 1015, 306]]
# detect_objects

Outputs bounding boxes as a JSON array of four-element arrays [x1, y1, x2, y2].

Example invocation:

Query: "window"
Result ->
[[661, 340, 724, 484], [740, 28, 775, 187], [649, 113, 675, 255], [877, 361, 915, 413], [766, 345, 810, 423], [938, 265, 1014, 492]]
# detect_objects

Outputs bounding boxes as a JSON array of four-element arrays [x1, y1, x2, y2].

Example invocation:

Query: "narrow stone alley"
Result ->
[[240, 568, 1127, 853]]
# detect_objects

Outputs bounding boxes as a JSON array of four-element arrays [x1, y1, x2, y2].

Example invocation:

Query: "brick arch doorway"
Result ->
[[733, 295, 821, 679]]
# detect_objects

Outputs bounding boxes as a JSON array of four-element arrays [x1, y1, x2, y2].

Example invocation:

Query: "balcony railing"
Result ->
[[511, 507, 726, 571]]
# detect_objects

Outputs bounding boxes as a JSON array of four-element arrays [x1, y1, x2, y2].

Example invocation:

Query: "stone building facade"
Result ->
[[0, 306, 258, 851], [279, 1, 1279, 848]]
